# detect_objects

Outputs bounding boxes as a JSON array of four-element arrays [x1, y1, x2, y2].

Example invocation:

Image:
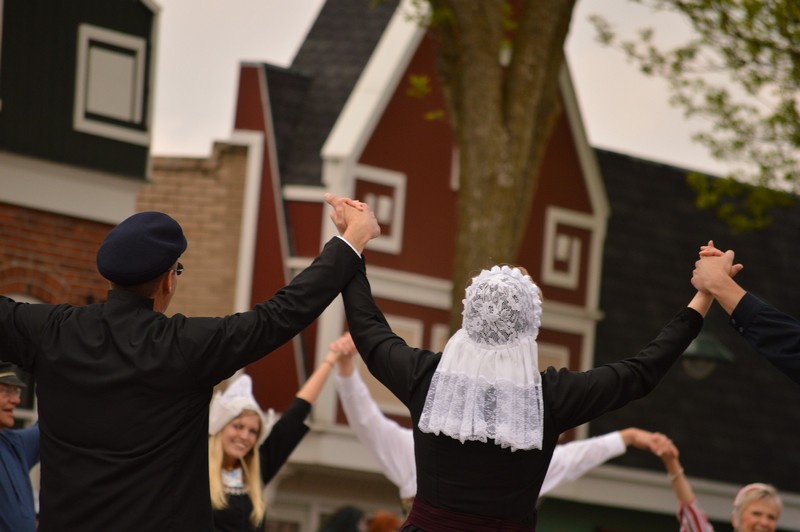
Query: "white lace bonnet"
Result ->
[[208, 374, 276, 446], [418, 265, 544, 451]]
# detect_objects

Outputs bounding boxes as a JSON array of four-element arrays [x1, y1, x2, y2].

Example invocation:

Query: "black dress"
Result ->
[[342, 264, 703, 531]]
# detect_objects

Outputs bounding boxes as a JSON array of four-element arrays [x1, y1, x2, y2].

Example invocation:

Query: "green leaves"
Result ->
[[592, 0, 800, 231], [406, 74, 432, 99]]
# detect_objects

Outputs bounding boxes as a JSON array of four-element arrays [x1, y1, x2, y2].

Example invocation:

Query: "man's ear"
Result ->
[[151, 271, 176, 313], [163, 269, 176, 295]]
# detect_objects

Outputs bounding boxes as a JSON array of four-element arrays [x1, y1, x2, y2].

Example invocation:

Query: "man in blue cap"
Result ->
[[0, 362, 39, 532], [0, 194, 379, 532]]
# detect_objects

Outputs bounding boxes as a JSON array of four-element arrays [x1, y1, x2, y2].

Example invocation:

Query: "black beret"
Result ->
[[97, 211, 187, 285], [0, 362, 26, 388]]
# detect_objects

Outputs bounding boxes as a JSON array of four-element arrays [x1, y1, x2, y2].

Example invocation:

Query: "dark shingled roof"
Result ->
[[590, 149, 800, 494], [262, 65, 312, 178], [275, 0, 401, 186]]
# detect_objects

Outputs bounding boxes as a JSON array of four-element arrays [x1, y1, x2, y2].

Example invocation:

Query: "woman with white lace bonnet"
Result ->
[[340, 256, 719, 531], [207, 352, 341, 532]]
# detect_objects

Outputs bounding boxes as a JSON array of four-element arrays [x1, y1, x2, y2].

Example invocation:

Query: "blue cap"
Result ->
[[0, 362, 26, 387], [97, 212, 187, 285]]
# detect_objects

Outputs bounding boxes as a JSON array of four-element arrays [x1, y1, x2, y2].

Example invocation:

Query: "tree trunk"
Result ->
[[428, 0, 578, 332]]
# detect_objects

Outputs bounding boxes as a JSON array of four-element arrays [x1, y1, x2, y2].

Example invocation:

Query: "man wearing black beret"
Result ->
[[0, 194, 379, 532]]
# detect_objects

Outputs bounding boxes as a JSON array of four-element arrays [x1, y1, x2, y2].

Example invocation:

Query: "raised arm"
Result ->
[[259, 352, 342, 484], [340, 263, 440, 405], [695, 240, 800, 385], [182, 194, 380, 386], [687, 290, 714, 318], [650, 441, 714, 532], [331, 333, 417, 499], [540, 431, 626, 495], [548, 298, 704, 434], [296, 347, 341, 405], [541, 428, 676, 496]]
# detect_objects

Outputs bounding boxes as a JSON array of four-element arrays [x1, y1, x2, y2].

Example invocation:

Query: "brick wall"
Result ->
[[0, 203, 110, 305], [144, 142, 249, 317]]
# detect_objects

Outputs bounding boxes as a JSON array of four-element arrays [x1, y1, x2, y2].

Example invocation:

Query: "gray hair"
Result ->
[[732, 483, 782, 528]]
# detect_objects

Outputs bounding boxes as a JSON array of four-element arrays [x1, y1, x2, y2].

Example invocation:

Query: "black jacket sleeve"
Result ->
[[341, 264, 440, 406], [730, 292, 800, 385], [260, 397, 311, 484], [546, 307, 703, 432]]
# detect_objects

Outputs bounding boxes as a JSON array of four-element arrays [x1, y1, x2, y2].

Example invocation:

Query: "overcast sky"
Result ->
[[152, 0, 728, 176]]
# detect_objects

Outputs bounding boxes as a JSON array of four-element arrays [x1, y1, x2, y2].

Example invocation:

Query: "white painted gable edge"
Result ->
[[321, 0, 426, 171], [319, 0, 609, 308], [316, 0, 610, 358], [321, 1, 608, 221]]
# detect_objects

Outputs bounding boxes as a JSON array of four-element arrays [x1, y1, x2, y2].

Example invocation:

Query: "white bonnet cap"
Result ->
[[461, 265, 542, 346], [418, 265, 544, 451], [208, 374, 275, 446]]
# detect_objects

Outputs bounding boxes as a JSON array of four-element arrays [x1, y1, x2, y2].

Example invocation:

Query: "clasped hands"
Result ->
[[325, 193, 381, 253], [691, 239, 743, 294]]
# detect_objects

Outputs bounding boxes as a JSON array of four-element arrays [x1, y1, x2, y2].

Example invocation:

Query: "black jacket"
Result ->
[[0, 237, 360, 532]]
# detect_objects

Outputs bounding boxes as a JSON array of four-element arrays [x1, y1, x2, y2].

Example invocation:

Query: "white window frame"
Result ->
[[73, 23, 149, 145], [542, 206, 595, 290], [354, 163, 407, 254]]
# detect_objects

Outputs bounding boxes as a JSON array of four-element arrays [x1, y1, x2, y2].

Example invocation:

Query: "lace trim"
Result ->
[[462, 266, 541, 346], [222, 467, 247, 496], [419, 266, 544, 451], [419, 371, 543, 451]]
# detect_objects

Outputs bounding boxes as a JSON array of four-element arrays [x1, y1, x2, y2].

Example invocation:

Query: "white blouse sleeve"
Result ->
[[334, 370, 417, 498], [539, 431, 626, 495]]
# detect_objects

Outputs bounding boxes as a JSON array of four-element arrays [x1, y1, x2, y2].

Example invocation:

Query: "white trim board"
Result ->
[[0, 151, 140, 224]]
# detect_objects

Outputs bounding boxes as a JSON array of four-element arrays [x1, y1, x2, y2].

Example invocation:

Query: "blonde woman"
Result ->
[[208, 353, 340, 532]]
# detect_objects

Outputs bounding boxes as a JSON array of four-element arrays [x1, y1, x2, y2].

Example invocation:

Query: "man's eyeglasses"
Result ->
[[0, 384, 22, 398], [173, 262, 184, 276]]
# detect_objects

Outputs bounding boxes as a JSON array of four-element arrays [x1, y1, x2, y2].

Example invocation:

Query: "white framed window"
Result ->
[[73, 24, 149, 145], [354, 164, 407, 254], [542, 206, 594, 290]]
